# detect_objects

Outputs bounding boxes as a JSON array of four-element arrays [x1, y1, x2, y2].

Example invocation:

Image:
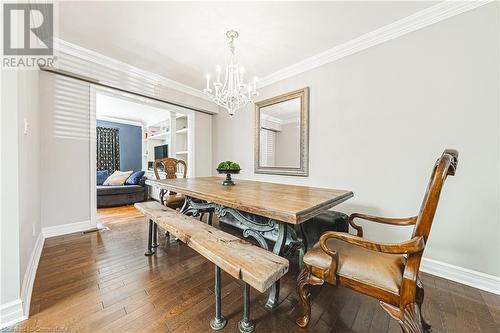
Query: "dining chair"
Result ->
[[154, 157, 187, 209], [296, 149, 458, 333], [153, 157, 213, 223]]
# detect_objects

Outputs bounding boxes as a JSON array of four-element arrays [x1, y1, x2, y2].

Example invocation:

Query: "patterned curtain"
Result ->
[[97, 127, 120, 173]]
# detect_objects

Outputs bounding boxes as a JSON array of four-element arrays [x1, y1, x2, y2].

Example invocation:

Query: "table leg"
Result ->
[[180, 197, 189, 214], [152, 222, 159, 248], [144, 219, 155, 256], [180, 197, 216, 225], [178, 202, 296, 310], [265, 222, 287, 310]]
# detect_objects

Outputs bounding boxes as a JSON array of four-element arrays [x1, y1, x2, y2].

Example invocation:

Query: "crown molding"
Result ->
[[261, 113, 283, 125], [53, 38, 210, 101], [258, 0, 493, 88], [53, 1, 492, 94]]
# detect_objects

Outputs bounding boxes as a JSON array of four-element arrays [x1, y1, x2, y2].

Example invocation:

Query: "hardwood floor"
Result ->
[[14, 205, 500, 333]]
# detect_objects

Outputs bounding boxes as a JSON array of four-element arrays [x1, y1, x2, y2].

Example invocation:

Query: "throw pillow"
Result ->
[[103, 170, 133, 186], [125, 171, 145, 185], [96, 170, 109, 185]]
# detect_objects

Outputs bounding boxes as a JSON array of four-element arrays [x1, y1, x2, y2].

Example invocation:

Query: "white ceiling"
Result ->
[[57, 1, 437, 90], [96, 93, 171, 126]]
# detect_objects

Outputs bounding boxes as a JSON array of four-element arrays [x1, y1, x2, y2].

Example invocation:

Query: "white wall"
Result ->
[[39, 72, 92, 229], [1, 70, 21, 307], [1, 68, 42, 326], [194, 112, 213, 176], [1, 3, 44, 324], [17, 70, 42, 287], [275, 122, 300, 167], [213, 4, 500, 277]]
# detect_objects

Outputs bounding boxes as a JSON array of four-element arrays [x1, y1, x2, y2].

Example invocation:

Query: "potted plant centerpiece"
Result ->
[[216, 161, 241, 186]]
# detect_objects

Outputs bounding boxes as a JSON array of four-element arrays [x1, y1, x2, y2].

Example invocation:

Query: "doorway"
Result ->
[[92, 89, 194, 224]]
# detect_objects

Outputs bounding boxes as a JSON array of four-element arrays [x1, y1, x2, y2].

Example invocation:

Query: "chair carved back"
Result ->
[[413, 149, 458, 241], [153, 158, 187, 180], [402, 149, 458, 306]]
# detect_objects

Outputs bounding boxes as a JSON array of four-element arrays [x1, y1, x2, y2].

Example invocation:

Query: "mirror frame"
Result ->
[[254, 87, 309, 176]]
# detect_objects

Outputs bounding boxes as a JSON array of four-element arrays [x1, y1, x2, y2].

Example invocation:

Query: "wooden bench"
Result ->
[[135, 201, 289, 332]]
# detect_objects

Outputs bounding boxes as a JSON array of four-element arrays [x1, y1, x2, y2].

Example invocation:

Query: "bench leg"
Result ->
[[152, 222, 159, 248], [207, 212, 214, 226], [144, 219, 156, 256], [238, 283, 255, 333], [210, 266, 227, 330]]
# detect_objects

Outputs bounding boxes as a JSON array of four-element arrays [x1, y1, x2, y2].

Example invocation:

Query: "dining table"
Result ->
[[145, 176, 353, 309]]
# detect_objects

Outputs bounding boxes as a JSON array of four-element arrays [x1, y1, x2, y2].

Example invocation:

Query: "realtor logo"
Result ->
[[3, 3, 53, 56]]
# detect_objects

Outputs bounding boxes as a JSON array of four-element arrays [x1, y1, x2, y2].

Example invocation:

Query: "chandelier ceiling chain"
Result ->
[[203, 30, 258, 117]]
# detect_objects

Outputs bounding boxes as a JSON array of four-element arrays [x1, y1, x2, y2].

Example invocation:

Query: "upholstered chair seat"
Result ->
[[304, 238, 406, 294], [296, 149, 459, 333], [163, 193, 185, 209]]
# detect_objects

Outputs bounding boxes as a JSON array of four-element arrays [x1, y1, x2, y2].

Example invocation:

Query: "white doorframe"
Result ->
[[89, 85, 97, 227], [90, 87, 194, 219]]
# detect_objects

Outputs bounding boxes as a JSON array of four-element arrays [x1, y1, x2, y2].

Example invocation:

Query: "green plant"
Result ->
[[218, 161, 229, 169], [229, 162, 240, 170], [217, 160, 240, 170]]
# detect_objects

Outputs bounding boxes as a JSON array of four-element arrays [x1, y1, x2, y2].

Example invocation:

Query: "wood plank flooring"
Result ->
[[14, 205, 500, 333]]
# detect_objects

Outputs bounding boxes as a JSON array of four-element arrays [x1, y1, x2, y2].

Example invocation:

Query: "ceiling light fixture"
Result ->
[[203, 30, 258, 117]]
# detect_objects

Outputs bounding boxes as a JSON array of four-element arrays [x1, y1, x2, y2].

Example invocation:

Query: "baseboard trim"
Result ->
[[20, 233, 45, 318], [0, 299, 27, 329], [42, 220, 96, 238], [421, 257, 500, 295]]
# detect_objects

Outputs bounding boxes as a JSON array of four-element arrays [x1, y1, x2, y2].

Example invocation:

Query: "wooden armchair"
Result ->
[[154, 157, 213, 223], [296, 149, 458, 333], [154, 157, 187, 209]]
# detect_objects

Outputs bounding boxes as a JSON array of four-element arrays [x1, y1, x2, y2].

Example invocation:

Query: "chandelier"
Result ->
[[203, 30, 258, 117]]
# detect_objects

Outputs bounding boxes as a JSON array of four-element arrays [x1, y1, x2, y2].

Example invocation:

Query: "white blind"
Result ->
[[260, 129, 275, 166]]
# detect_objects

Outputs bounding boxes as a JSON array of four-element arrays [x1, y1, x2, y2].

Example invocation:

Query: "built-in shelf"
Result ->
[[142, 112, 191, 177], [176, 128, 188, 134], [147, 131, 169, 140]]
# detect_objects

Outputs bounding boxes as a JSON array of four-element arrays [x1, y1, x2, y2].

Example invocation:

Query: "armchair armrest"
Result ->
[[319, 231, 425, 256], [348, 213, 417, 237]]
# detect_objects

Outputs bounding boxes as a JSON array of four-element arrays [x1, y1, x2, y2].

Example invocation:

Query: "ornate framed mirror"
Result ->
[[254, 87, 309, 176]]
